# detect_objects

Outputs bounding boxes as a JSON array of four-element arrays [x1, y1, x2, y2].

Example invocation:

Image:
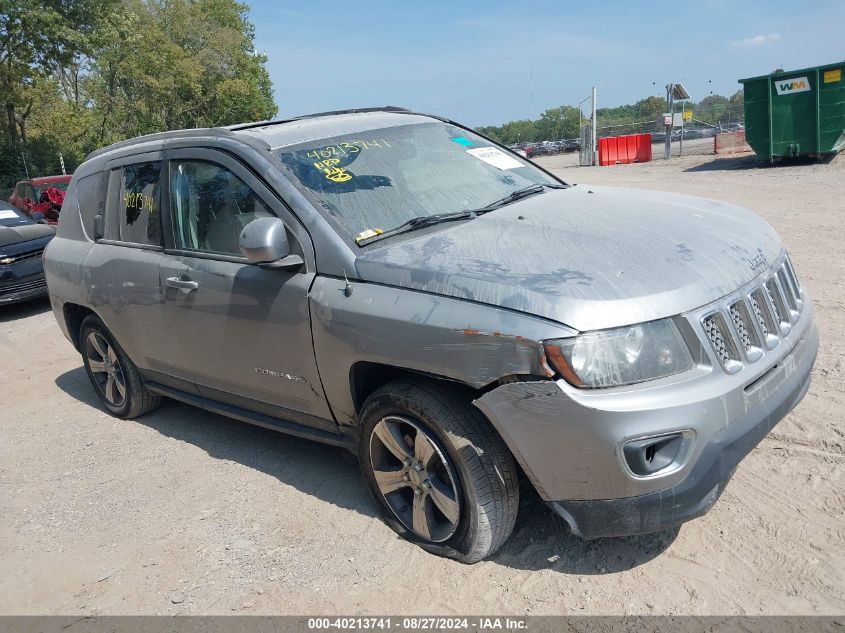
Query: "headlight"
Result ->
[[543, 319, 694, 388]]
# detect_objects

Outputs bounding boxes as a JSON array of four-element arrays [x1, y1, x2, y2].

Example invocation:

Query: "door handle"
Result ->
[[166, 276, 199, 291]]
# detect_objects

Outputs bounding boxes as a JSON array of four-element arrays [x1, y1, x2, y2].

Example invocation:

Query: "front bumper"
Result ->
[[1, 252, 48, 305], [474, 290, 818, 538], [549, 325, 815, 537], [0, 275, 48, 305]]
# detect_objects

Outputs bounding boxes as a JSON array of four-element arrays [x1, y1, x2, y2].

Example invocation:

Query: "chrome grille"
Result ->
[[729, 300, 762, 361], [749, 288, 779, 350], [0, 248, 43, 264], [783, 256, 801, 300], [0, 277, 47, 295], [702, 312, 741, 372], [765, 282, 781, 322], [766, 278, 790, 334], [778, 269, 798, 313], [749, 290, 771, 336], [700, 256, 803, 373]]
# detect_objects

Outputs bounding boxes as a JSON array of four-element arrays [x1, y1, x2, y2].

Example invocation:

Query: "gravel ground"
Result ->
[[1, 151, 843, 615]]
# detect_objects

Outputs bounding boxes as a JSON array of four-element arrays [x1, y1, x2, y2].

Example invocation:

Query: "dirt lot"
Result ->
[[1, 151, 843, 615]]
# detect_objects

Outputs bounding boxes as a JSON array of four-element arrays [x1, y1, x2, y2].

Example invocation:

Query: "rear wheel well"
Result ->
[[63, 303, 95, 351]]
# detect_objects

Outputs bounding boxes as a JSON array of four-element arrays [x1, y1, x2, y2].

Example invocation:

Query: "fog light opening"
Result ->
[[621, 431, 693, 478]]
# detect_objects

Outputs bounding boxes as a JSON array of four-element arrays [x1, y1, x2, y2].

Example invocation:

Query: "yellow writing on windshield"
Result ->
[[305, 138, 391, 160], [313, 159, 352, 183]]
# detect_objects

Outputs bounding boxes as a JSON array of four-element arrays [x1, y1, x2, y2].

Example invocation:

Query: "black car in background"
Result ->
[[0, 201, 54, 305]]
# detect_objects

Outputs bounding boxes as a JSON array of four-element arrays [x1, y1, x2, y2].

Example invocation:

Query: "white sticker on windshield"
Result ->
[[0, 210, 18, 220], [466, 147, 524, 170]]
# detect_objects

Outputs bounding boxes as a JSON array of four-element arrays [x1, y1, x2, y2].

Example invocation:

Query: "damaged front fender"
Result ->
[[309, 277, 576, 426]]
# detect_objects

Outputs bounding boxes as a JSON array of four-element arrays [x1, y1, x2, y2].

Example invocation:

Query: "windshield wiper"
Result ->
[[357, 210, 476, 246], [471, 183, 565, 215], [356, 183, 566, 246]]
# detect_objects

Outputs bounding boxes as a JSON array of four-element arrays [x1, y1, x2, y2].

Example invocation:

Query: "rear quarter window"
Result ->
[[75, 173, 106, 240]]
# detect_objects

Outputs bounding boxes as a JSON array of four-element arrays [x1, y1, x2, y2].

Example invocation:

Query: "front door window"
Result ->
[[169, 160, 274, 256]]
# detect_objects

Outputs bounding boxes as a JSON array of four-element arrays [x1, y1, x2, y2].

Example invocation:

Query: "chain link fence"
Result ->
[[593, 100, 746, 159]]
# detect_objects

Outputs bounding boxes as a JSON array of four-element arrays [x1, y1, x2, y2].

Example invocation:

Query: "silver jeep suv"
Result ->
[[44, 108, 817, 562]]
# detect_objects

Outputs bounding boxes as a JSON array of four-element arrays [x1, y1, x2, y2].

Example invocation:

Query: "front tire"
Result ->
[[79, 315, 161, 419], [358, 379, 519, 563]]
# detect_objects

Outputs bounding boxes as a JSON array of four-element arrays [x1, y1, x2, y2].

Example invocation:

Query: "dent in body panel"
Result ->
[[474, 306, 817, 502], [474, 376, 726, 502], [309, 276, 576, 425]]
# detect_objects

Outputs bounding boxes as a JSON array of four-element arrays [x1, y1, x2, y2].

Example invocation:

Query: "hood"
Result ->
[[354, 186, 783, 330], [0, 223, 55, 250]]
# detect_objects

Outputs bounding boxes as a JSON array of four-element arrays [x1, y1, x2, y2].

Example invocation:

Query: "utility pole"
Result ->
[[21, 149, 30, 179], [590, 85, 597, 166], [679, 101, 685, 157], [664, 83, 673, 161]]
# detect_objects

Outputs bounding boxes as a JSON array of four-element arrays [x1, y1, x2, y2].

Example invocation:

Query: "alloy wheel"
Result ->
[[369, 415, 461, 542], [85, 331, 127, 407]]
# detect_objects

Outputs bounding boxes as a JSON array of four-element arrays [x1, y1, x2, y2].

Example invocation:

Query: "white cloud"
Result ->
[[729, 33, 781, 48]]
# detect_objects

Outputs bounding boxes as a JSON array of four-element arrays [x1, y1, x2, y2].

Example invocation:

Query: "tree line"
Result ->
[[477, 90, 744, 145], [1, 0, 276, 191]]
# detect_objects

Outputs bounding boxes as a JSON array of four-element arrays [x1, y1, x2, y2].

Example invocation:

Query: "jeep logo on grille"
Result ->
[[747, 252, 768, 271]]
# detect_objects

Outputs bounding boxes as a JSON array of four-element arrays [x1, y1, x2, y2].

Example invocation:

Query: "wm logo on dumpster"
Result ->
[[775, 76, 811, 95]]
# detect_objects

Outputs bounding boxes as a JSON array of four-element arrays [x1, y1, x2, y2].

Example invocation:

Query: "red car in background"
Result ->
[[9, 175, 72, 224]]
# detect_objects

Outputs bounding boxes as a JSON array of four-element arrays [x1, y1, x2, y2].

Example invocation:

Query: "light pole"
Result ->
[[590, 86, 597, 166], [664, 84, 673, 161]]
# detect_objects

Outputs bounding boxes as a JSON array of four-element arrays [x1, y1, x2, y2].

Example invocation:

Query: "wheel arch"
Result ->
[[349, 361, 481, 415], [348, 362, 532, 483], [62, 302, 97, 352]]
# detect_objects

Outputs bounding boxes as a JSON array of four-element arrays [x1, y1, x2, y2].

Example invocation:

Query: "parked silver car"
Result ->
[[44, 107, 817, 562]]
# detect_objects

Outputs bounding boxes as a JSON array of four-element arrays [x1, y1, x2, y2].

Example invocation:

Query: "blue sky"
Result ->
[[248, 0, 845, 127]]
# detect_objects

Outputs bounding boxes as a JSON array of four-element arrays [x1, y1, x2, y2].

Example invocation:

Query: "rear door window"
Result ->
[[116, 162, 161, 246]]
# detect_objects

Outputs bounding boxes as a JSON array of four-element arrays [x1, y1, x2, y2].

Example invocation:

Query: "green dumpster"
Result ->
[[739, 61, 845, 161]]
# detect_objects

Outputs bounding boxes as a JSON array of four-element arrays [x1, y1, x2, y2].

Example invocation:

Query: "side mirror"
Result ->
[[30, 211, 46, 224], [94, 214, 104, 240], [239, 217, 303, 269]]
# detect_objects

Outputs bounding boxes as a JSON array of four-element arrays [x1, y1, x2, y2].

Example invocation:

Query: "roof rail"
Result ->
[[227, 106, 412, 132], [84, 127, 236, 161], [84, 107, 414, 161]]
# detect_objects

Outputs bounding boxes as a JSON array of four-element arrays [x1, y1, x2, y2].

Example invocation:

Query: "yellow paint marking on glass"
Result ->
[[123, 191, 153, 211], [305, 139, 391, 160], [305, 139, 393, 183], [312, 158, 352, 183]]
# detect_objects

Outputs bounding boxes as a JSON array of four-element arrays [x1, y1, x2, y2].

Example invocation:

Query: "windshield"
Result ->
[[277, 121, 563, 243]]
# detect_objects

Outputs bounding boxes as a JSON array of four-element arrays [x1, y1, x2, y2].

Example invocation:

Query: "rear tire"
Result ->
[[358, 379, 519, 563], [79, 315, 161, 419]]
